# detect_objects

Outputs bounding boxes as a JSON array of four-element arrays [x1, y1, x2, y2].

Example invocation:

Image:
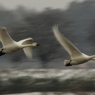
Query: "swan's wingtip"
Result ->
[[0, 26, 6, 30], [52, 24, 59, 32], [52, 24, 58, 27]]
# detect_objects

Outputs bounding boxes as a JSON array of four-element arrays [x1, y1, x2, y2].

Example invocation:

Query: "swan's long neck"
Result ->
[[19, 42, 39, 48], [89, 55, 95, 59], [21, 44, 35, 48]]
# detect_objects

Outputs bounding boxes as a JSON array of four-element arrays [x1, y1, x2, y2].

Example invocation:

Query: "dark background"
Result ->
[[0, 0, 95, 69]]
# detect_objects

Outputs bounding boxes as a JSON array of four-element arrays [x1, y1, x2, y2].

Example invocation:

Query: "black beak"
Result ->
[[36, 43, 40, 46]]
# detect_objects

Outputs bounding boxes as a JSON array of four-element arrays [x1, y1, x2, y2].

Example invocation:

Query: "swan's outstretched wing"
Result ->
[[52, 25, 82, 58], [19, 38, 33, 59], [0, 27, 14, 46]]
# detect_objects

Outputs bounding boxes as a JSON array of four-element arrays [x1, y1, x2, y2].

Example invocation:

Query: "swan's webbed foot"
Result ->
[[65, 63, 72, 66], [0, 52, 5, 56]]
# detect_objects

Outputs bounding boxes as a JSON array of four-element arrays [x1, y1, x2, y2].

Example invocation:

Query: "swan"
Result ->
[[52, 25, 95, 66], [0, 27, 40, 58]]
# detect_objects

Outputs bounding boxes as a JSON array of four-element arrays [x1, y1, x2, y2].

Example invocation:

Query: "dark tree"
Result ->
[[23, 8, 75, 68], [9, 8, 75, 68]]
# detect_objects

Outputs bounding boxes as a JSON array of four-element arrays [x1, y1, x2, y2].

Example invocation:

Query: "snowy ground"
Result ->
[[1, 69, 95, 95], [0, 69, 95, 81]]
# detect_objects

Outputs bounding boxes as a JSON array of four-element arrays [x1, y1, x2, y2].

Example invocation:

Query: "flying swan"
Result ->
[[0, 27, 40, 58], [52, 25, 95, 66]]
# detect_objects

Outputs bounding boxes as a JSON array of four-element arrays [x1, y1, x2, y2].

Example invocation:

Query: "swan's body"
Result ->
[[0, 27, 39, 58], [52, 25, 95, 66]]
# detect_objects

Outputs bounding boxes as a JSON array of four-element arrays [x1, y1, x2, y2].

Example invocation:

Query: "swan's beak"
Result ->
[[36, 43, 40, 46]]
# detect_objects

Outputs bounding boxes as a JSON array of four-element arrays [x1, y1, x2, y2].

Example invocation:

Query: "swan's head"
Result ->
[[32, 42, 40, 46], [64, 60, 72, 66]]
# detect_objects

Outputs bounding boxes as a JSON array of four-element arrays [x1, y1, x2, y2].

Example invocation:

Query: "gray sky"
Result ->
[[0, 0, 85, 11]]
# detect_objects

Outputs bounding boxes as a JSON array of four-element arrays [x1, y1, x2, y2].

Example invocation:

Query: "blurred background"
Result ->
[[0, 0, 95, 94], [0, 0, 95, 69]]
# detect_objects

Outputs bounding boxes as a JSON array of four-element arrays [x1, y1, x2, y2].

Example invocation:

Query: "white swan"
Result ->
[[0, 27, 40, 58], [52, 25, 95, 66]]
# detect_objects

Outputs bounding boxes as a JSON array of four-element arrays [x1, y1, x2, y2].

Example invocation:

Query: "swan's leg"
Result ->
[[65, 60, 72, 66]]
